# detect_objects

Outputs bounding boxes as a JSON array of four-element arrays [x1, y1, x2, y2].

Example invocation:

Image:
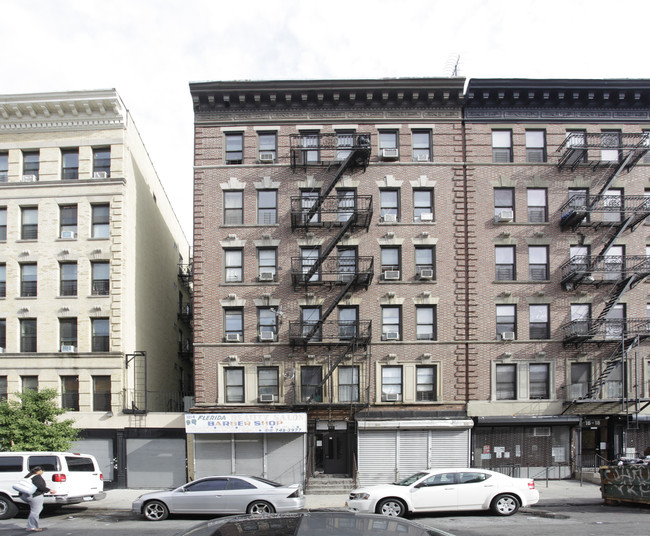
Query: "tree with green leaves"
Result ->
[[0, 388, 79, 451]]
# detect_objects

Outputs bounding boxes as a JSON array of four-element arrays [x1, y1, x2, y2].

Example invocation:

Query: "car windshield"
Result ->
[[248, 476, 283, 487], [394, 472, 429, 486]]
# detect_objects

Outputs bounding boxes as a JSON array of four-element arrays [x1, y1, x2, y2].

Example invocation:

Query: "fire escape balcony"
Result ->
[[559, 194, 650, 231], [560, 255, 650, 290], [178, 262, 193, 292], [562, 318, 650, 347], [290, 256, 374, 289], [556, 132, 649, 172], [288, 320, 372, 348], [290, 195, 373, 231], [289, 132, 371, 172]]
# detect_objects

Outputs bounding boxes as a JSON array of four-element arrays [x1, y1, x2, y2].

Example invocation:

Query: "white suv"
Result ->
[[0, 451, 106, 519]]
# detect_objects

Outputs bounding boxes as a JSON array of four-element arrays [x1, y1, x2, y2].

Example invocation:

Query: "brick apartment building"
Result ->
[[189, 78, 650, 487]]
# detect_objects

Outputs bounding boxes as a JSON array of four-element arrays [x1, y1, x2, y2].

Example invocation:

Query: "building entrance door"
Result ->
[[315, 431, 349, 475]]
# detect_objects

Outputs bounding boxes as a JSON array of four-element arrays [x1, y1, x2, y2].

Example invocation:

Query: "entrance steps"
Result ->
[[306, 474, 355, 495]]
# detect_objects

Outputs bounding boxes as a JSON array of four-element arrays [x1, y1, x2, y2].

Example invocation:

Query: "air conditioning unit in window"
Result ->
[[259, 272, 275, 282], [93, 171, 108, 179], [0, 347, 5, 353], [501, 332, 516, 341], [419, 213, 434, 222], [419, 269, 434, 280], [497, 210, 514, 222], [383, 214, 397, 223], [385, 331, 399, 340], [259, 152, 275, 162], [259, 331, 275, 342], [22, 174, 37, 182], [226, 333, 241, 342], [384, 393, 400, 401], [381, 148, 399, 160], [61, 345, 76, 352], [416, 154, 429, 162], [60, 231, 76, 239], [259, 394, 274, 403], [383, 270, 400, 280]]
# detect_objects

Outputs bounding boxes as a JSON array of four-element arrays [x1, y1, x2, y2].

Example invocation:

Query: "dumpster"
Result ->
[[600, 465, 650, 505]]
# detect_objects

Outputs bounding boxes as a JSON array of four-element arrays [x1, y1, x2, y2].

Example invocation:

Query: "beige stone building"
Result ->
[[0, 90, 192, 488]]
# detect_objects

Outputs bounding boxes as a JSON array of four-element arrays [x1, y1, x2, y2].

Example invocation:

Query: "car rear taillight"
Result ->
[[528, 480, 535, 490], [100, 473, 104, 481], [52, 473, 67, 483], [287, 489, 301, 498]]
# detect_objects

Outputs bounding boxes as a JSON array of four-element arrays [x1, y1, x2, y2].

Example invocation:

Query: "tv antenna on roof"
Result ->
[[444, 54, 461, 78]]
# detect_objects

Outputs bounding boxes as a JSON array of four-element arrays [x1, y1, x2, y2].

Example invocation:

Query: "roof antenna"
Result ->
[[445, 54, 461, 78]]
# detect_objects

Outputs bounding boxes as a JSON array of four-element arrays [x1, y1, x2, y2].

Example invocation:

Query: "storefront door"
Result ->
[[316, 431, 349, 475]]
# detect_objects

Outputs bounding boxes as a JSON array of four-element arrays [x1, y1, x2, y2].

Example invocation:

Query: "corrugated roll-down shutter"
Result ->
[[429, 430, 470, 468], [358, 430, 396, 486], [397, 430, 429, 479]]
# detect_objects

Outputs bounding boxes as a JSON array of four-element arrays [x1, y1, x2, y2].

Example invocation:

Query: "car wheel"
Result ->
[[490, 494, 520, 516], [376, 498, 406, 517], [0, 495, 19, 520], [246, 500, 275, 514], [143, 500, 170, 521]]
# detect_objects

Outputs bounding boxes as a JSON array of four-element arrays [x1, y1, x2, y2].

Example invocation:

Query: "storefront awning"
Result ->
[[357, 418, 474, 430], [476, 415, 580, 425]]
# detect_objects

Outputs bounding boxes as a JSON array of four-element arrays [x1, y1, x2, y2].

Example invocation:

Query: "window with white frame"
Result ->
[[224, 249, 243, 282], [338, 366, 359, 402], [225, 367, 244, 402], [528, 246, 548, 280], [529, 304, 550, 339], [525, 130, 546, 163], [492, 130, 512, 163], [382, 306, 401, 341], [416, 365, 437, 401], [381, 366, 402, 402], [496, 363, 516, 400], [495, 246, 515, 281]]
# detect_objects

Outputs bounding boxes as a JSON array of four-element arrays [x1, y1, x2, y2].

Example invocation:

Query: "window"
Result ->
[[416, 306, 436, 341], [601, 129, 622, 162], [338, 366, 359, 402], [337, 189, 355, 222], [258, 132, 277, 162], [300, 190, 320, 223], [336, 130, 355, 161], [224, 191, 243, 224], [644, 130, 650, 164], [91, 318, 109, 352], [382, 306, 401, 340], [300, 131, 320, 164], [225, 133, 244, 164], [257, 190, 277, 224], [0, 207, 6, 240], [416, 365, 436, 401], [492, 130, 512, 163], [412, 130, 432, 161], [571, 362, 591, 399], [380, 190, 399, 221], [61, 149, 79, 180], [415, 246, 435, 279], [527, 189, 547, 222], [258, 367, 279, 402], [338, 307, 358, 340], [93, 147, 111, 176], [529, 364, 550, 400], [257, 248, 277, 281], [224, 249, 243, 282], [528, 246, 548, 280], [379, 130, 399, 159], [21, 207, 38, 240], [92, 262, 110, 295], [301, 307, 321, 341], [569, 188, 589, 222], [301, 366, 322, 402], [571, 304, 591, 336], [565, 130, 587, 165], [92, 376, 112, 411], [495, 246, 515, 281], [60, 262, 78, 296], [225, 309, 244, 341], [20, 319, 37, 352], [0, 319, 5, 350], [603, 188, 623, 223], [91, 204, 110, 238], [22, 376, 38, 392], [59, 318, 77, 351], [381, 366, 402, 402], [413, 190, 434, 222], [381, 247, 401, 280], [496, 364, 516, 400], [225, 368, 244, 402], [20, 263, 37, 297], [59, 205, 77, 238], [0, 264, 5, 297], [525, 130, 546, 163], [496, 305, 516, 339], [337, 248, 357, 281], [0, 153, 8, 182], [61, 376, 79, 411], [494, 188, 514, 219], [604, 245, 624, 280], [530, 304, 550, 339], [23, 151, 39, 179], [301, 247, 320, 283], [0, 376, 6, 401], [258, 307, 277, 341], [605, 303, 625, 340]]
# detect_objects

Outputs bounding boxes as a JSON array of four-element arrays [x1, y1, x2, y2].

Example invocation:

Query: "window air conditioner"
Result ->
[[419, 213, 434, 222], [60, 231, 76, 239], [419, 269, 434, 280], [0, 347, 5, 353], [501, 332, 516, 341], [383, 214, 397, 223], [416, 154, 429, 162], [22, 174, 37, 182], [259, 272, 275, 281], [61, 345, 76, 352], [259, 331, 275, 342], [497, 210, 514, 222], [383, 270, 400, 280], [259, 152, 275, 162], [226, 333, 241, 342], [259, 394, 274, 403], [381, 148, 399, 160], [93, 171, 108, 179], [384, 393, 399, 401], [385, 331, 399, 340]]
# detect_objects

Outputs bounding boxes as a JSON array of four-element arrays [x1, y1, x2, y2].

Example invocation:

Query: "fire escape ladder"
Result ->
[[593, 276, 634, 326], [302, 215, 356, 282], [317, 339, 359, 391], [595, 215, 633, 257], [301, 278, 356, 344], [583, 337, 639, 400]]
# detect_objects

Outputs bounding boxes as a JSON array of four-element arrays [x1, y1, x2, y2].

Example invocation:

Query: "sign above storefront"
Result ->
[[185, 413, 307, 434]]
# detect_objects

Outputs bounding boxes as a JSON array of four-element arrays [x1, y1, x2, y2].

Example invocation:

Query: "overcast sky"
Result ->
[[2, 0, 648, 240]]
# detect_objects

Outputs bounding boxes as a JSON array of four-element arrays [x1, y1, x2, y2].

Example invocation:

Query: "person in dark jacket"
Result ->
[[19, 466, 54, 532]]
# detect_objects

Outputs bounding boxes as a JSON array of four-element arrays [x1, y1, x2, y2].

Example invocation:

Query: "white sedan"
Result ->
[[347, 468, 539, 517]]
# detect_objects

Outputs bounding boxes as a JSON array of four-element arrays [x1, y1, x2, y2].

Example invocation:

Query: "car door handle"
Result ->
[[444, 487, 455, 490]]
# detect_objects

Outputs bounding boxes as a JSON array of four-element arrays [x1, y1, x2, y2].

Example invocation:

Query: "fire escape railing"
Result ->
[[290, 195, 373, 231], [560, 255, 650, 290], [562, 318, 650, 347], [560, 194, 650, 232]]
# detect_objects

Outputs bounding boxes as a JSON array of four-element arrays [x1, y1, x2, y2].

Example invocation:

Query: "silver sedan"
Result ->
[[132, 475, 305, 521]]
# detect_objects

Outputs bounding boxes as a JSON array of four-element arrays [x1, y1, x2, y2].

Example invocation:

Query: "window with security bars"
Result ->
[[492, 130, 512, 163], [496, 364, 516, 400], [60, 262, 77, 296], [525, 130, 546, 163], [529, 305, 550, 339], [61, 376, 79, 411], [21, 207, 38, 240], [495, 246, 515, 281], [301, 366, 322, 402], [224, 191, 243, 224], [527, 189, 547, 222], [257, 367, 279, 401], [529, 364, 550, 399], [338, 366, 359, 402], [416, 365, 437, 401], [528, 246, 548, 280], [225, 368, 244, 403]]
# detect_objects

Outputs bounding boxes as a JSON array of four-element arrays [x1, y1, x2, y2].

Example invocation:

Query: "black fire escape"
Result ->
[[287, 133, 373, 404], [557, 132, 650, 409]]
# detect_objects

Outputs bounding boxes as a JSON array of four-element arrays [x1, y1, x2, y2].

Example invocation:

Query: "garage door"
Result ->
[[126, 438, 187, 488]]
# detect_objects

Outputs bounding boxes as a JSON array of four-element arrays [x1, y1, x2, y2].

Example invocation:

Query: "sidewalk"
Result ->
[[83, 479, 603, 512]]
